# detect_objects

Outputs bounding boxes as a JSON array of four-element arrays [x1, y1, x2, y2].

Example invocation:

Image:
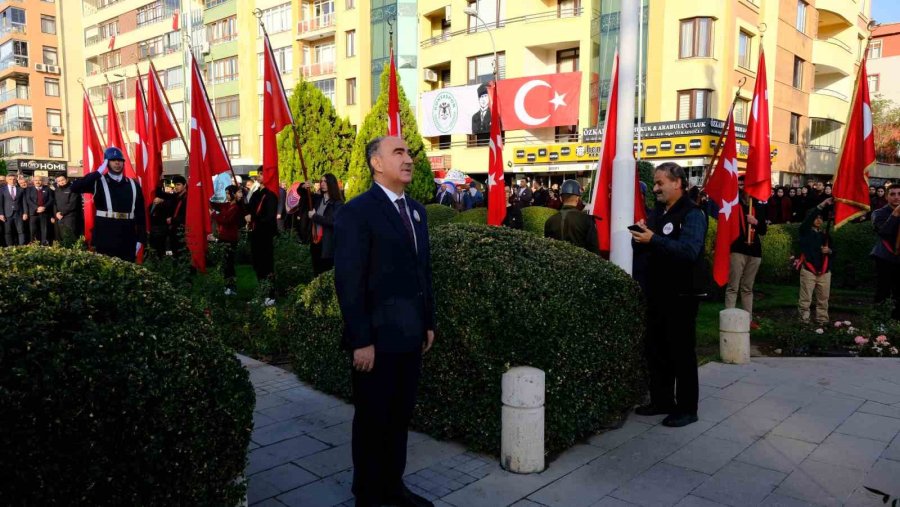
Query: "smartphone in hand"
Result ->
[[627, 224, 644, 232]]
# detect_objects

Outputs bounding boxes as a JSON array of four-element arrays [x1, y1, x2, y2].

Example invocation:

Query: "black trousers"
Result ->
[[250, 230, 274, 281], [149, 225, 168, 257], [29, 213, 50, 245], [223, 240, 237, 288], [56, 214, 79, 244], [351, 349, 422, 503], [646, 295, 700, 416], [168, 225, 185, 257], [875, 258, 900, 319], [310, 242, 333, 275], [4, 215, 25, 246]]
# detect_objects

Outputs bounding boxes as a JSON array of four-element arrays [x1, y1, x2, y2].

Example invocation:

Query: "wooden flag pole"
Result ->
[[103, 73, 136, 150], [78, 79, 108, 147], [701, 76, 747, 189]]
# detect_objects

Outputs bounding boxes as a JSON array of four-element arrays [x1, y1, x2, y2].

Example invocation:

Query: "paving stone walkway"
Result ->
[[240, 356, 900, 507]]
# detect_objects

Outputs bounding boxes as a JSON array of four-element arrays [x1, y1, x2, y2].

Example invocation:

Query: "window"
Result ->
[[346, 30, 356, 57], [1, 8, 26, 33], [796, 1, 807, 34], [0, 40, 28, 68], [346, 0, 355, 8], [208, 56, 238, 83], [221, 135, 240, 158], [792, 56, 804, 89], [555, 125, 578, 142], [158, 66, 183, 89], [44, 78, 59, 97], [467, 52, 506, 84], [100, 50, 120, 71], [733, 98, 749, 124], [810, 118, 842, 150], [559, 0, 580, 18], [869, 40, 883, 59], [207, 16, 237, 43], [49, 140, 63, 158], [790, 113, 801, 144], [46, 109, 61, 128], [214, 95, 239, 120], [680, 17, 713, 58], [313, 78, 335, 105], [346, 78, 356, 105], [0, 137, 33, 155], [99, 20, 118, 40], [169, 101, 184, 123], [467, 0, 505, 31], [677, 89, 712, 120], [274, 46, 292, 74], [43, 47, 58, 66], [868, 74, 880, 92], [41, 15, 56, 34], [738, 31, 752, 69], [556, 48, 579, 72], [258, 3, 291, 35], [139, 34, 180, 60], [137, 2, 168, 27]]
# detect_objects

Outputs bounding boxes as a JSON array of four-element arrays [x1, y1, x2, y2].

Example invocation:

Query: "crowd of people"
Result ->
[[0, 173, 82, 247]]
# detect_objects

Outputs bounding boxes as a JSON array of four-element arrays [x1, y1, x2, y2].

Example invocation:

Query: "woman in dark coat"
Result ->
[[307, 173, 344, 275], [767, 186, 792, 224]]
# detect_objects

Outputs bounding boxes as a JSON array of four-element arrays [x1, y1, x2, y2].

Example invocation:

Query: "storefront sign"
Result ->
[[582, 118, 748, 143], [10, 158, 68, 173]]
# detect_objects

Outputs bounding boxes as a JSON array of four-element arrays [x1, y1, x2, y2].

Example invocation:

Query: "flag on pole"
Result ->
[[134, 74, 149, 184], [187, 54, 232, 272], [108, 35, 116, 51], [704, 113, 743, 286], [261, 33, 293, 194], [82, 91, 104, 246], [144, 61, 180, 214], [588, 52, 648, 255], [487, 82, 506, 226], [744, 47, 771, 202], [172, 9, 180, 31], [832, 54, 876, 228], [387, 45, 402, 137], [106, 87, 136, 179]]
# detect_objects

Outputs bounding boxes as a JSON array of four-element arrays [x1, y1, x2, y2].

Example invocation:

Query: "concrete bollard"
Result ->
[[720, 308, 751, 364], [501, 366, 545, 474]]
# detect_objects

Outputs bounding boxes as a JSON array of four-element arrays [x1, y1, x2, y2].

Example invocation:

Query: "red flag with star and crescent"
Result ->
[[704, 112, 743, 286], [387, 44, 402, 137], [134, 73, 149, 185], [496, 72, 581, 130], [187, 53, 232, 272], [82, 91, 104, 246], [262, 33, 293, 194], [744, 47, 771, 202], [106, 87, 136, 179], [487, 82, 506, 226], [832, 54, 876, 228], [144, 61, 180, 216]]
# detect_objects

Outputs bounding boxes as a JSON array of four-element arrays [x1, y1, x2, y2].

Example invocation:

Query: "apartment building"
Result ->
[[0, 0, 66, 176], [868, 23, 900, 106]]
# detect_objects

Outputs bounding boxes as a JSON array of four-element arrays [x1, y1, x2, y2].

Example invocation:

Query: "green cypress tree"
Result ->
[[277, 80, 356, 185], [344, 66, 434, 203]]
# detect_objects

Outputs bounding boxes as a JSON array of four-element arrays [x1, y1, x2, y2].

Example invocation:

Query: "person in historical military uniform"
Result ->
[[165, 175, 188, 257], [52, 175, 82, 244], [543, 179, 599, 254], [71, 147, 147, 262], [471, 82, 491, 135], [630, 162, 707, 428]]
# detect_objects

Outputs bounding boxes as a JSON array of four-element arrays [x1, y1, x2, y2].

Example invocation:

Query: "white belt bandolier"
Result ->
[[95, 176, 137, 220]]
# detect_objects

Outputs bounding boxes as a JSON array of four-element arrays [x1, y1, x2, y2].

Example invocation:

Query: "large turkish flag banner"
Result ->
[[496, 72, 581, 130]]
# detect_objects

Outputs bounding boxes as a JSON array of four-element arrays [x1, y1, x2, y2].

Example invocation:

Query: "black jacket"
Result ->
[[248, 187, 278, 236], [871, 204, 900, 264], [544, 205, 599, 254], [53, 184, 82, 217], [310, 194, 343, 259], [730, 198, 767, 257], [71, 171, 147, 250], [25, 185, 55, 215]]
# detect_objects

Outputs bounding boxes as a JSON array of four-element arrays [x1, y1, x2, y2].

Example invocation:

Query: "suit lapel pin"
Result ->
[[413, 209, 421, 223]]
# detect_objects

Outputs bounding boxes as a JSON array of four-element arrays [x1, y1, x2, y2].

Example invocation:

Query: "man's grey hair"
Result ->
[[366, 137, 386, 177], [654, 162, 688, 191]]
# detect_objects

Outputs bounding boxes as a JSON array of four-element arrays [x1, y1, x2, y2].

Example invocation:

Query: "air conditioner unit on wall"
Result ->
[[46, 65, 60, 74], [50, 126, 63, 135], [423, 68, 439, 83], [35, 63, 47, 72]]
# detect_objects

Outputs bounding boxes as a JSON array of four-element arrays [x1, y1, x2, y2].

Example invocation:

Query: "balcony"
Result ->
[[300, 61, 335, 78], [0, 118, 31, 134], [420, 7, 583, 48], [816, 0, 856, 28], [813, 37, 853, 76], [0, 87, 27, 103], [809, 88, 850, 121], [297, 13, 335, 41], [806, 146, 839, 175], [0, 23, 25, 37], [0, 56, 27, 74]]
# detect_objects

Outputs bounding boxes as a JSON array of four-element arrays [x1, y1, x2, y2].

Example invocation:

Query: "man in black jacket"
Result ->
[[53, 175, 82, 243], [724, 177, 767, 327], [871, 185, 900, 319], [0, 173, 26, 246], [25, 175, 54, 246], [166, 175, 187, 257], [544, 179, 598, 253], [247, 175, 278, 305], [71, 147, 147, 262]]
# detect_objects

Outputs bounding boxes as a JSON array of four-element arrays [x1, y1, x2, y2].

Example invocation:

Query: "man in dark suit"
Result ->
[[515, 178, 533, 208], [334, 136, 436, 507], [0, 173, 26, 246], [471, 82, 491, 134], [25, 175, 54, 245], [434, 182, 453, 206]]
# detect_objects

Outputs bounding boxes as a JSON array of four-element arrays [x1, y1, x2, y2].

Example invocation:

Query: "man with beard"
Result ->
[[52, 175, 82, 243]]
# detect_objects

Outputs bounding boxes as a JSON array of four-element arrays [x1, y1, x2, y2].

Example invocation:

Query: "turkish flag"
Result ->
[[744, 47, 771, 202], [587, 53, 646, 256], [144, 61, 180, 219], [172, 10, 180, 31], [496, 72, 581, 130], [487, 83, 506, 226], [106, 87, 136, 179], [134, 74, 149, 184], [833, 54, 876, 228], [187, 54, 232, 272], [704, 113, 743, 286], [108, 35, 116, 51], [262, 33, 293, 194], [82, 91, 104, 246], [387, 46, 402, 137]]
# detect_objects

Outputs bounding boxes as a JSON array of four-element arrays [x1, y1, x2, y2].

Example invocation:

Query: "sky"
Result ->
[[872, 0, 900, 24]]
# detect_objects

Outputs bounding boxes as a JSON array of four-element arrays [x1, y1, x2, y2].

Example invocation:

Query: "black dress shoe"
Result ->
[[662, 413, 699, 427], [634, 403, 674, 416], [382, 486, 434, 507]]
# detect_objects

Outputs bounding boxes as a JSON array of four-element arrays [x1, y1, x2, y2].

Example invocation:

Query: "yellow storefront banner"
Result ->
[[512, 135, 755, 165]]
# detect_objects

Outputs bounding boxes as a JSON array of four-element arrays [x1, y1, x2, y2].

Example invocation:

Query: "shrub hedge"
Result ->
[[521, 206, 559, 235], [425, 203, 458, 230], [289, 224, 647, 455], [451, 207, 488, 225], [0, 247, 254, 505]]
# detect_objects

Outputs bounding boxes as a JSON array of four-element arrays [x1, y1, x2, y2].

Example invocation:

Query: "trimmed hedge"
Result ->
[[521, 206, 559, 235], [288, 224, 646, 455], [425, 203, 458, 230], [451, 207, 488, 225], [0, 247, 254, 505]]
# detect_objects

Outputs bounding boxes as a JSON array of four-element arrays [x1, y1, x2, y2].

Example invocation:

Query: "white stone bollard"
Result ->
[[720, 308, 751, 364], [501, 366, 545, 474]]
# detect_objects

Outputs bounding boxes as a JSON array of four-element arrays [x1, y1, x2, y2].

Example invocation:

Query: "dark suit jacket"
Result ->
[[54, 184, 82, 217], [0, 184, 24, 217], [435, 190, 453, 206], [515, 187, 533, 208], [471, 109, 491, 134], [248, 187, 278, 236], [334, 185, 436, 353], [25, 186, 55, 215], [310, 194, 343, 259]]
